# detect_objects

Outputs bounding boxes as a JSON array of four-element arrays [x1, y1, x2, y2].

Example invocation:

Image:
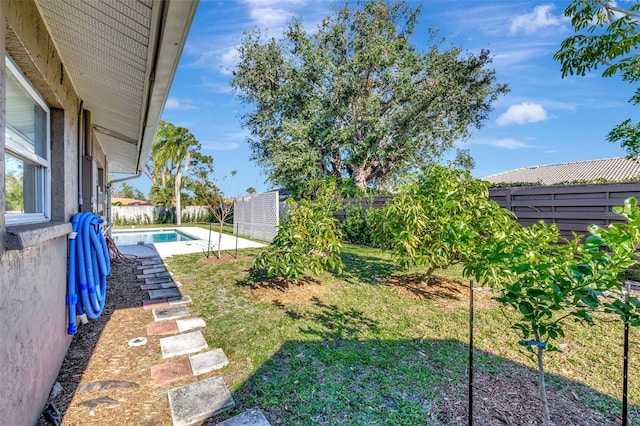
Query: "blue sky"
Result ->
[[141, 0, 633, 196]]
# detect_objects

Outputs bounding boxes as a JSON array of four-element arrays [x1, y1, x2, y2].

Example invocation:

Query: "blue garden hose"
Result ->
[[67, 212, 110, 334]]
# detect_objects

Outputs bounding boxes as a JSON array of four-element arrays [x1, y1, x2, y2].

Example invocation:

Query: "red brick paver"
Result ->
[[150, 358, 192, 385], [147, 321, 179, 336]]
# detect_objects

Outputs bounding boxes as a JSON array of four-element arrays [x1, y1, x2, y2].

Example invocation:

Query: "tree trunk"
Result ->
[[352, 167, 369, 191], [175, 170, 182, 225], [218, 221, 223, 259], [535, 336, 551, 426]]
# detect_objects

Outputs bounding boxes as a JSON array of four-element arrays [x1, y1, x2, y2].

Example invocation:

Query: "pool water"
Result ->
[[111, 229, 197, 245]]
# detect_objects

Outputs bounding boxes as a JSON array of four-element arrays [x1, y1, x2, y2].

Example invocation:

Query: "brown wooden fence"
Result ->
[[335, 196, 392, 221], [488, 182, 640, 237], [335, 183, 640, 237]]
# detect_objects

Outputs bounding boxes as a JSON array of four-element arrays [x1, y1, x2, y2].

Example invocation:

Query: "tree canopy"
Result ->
[[111, 182, 146, 201], [231, 0, 508, 193], [554, 0, 640, 155], [145, 120, 213, 223]]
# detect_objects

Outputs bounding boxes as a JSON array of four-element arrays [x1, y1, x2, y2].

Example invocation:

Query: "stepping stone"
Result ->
[[155, 271, 172, 278], [143, 299, 168, 309], [147, 321, 179, 336], [153, 305, 189, 322], [141, 259, 163, 266], [168, 376, 234, 426], [189, 349, 229, 375], [141, 284, 162, 291], [150, 358, 192, 385], [168, 295, 192, 305], [160, 331, 208, 358], [217, 408, 271, 426], [144, 296, 191, 310], [160, 282, 178, 289], [148, 288, 181, 300], [143, 267, 167, 274], [176, 317, 206, 332], [146, 277, 173, 285], [137, 273, 156, 279]]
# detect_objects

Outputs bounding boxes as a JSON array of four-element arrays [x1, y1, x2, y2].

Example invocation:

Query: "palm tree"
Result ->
[[150, 120, 200, 225]]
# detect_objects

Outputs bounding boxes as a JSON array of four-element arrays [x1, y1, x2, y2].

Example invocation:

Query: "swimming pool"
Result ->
[[111, 229, 197, 245]]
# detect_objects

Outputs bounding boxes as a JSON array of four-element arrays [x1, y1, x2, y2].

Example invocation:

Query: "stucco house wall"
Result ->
[[0, 1, 195, 423], [0, 1, 80, 423]]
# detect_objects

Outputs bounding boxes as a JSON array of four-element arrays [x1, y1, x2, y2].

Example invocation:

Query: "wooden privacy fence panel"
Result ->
[[489, 182, 640, 237], [335, 196, 392, 221]]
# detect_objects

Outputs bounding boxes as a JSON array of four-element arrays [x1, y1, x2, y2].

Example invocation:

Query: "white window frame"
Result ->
[[4, 56, 51, 226]]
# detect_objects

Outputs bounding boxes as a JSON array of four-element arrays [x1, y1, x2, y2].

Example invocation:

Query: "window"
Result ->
[[4, 57, 50, 225]]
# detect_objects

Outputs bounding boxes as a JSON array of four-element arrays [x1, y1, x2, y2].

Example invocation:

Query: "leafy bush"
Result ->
[[254, 189, 344, 284], [112, 212, 152, 226], [340, 202, 376, 245], [372, 165, 515, 274], [154, 207, 176, 224]]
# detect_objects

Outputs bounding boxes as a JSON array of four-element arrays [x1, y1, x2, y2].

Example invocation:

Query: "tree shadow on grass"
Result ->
[[238, 267, 322, 291], [273, 296, 380, 339], [202, 301, 639, 426], [339, 250, 398, 284]]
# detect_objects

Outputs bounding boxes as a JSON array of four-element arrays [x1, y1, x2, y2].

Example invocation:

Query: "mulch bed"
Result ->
[[37, 261, 174, 426], [434, 363, 617, 426]]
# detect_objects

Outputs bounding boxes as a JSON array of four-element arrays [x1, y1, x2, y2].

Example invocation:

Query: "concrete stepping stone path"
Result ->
[[168, 375, 234, 426], [147, 317, 206, 336], [151, 349, 229, 385], [160, 331, 208, 358], [153, 305, 189, 322], [146, 276, 174, 285], [217, 408, 271, 426], [177, 317, 206, 332], [189, 348, 229, 375], [143, 267, 167, 274], [143, 295, 192, 309], [148, 288, 181, 300]]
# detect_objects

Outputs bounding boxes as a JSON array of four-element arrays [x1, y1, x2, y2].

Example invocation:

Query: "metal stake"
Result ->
[[469, 280, 474, 426], [623, 281, 630, 426]]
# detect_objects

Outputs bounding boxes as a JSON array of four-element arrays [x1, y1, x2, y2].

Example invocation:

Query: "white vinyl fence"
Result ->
[[234, 191, 280, 242], [111, 205, 211, 225]]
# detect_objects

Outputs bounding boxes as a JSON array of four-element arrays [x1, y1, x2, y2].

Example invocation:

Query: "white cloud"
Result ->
[[510, 4, 566, 34], [496, 103, 548, 126], [488, 138, 534, 149], [249, 7, 294, 27], [165, 97, 196, 111], [219, 45, 241, 75]]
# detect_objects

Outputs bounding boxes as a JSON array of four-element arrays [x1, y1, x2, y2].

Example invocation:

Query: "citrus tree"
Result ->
[[464, 198, 640, 426], [372, 165, 516, 274], [254, 183, 344, 284], [372, 165, 640, 424]]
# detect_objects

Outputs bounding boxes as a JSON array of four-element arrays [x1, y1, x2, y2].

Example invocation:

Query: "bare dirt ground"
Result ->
[[37, 259, 623, 426]]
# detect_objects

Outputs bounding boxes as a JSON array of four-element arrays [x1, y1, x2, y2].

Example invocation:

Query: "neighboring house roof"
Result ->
[[34, 0, 198, 174], [111, 197, 151, 206], [482, 157, 640, 185]]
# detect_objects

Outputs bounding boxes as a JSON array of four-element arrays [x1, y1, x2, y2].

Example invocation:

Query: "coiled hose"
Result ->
[[66, 212, 110, 335]]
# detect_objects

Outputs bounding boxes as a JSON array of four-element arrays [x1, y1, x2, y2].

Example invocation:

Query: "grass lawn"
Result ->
[[164, 244, 640, 425]]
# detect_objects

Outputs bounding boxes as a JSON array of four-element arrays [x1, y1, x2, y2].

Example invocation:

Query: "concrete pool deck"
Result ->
[[114, 227, 266, 258]]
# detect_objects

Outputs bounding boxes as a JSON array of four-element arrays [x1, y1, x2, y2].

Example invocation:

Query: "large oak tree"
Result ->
[[231, 0, 508, 193]]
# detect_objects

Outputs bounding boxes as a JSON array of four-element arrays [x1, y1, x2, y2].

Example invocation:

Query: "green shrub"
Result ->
[[254, 188, 344, 284]]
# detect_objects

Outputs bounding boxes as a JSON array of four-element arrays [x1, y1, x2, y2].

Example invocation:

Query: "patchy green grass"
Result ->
[[164, 245, 640, 425]]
